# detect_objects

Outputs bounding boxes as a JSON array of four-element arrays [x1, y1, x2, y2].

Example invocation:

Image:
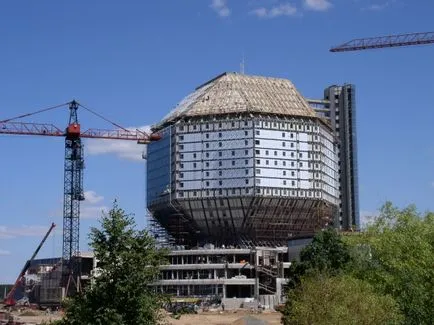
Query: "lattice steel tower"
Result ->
[[63, 100, 85, 293]]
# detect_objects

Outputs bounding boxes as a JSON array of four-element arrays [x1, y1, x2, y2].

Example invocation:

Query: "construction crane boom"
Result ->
[[4, 223, 56, 306], [330, 31, 434, 52], [0, 121, 156, 142]]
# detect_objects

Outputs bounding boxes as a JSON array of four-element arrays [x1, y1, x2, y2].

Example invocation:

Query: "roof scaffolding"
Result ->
[[157, 72, 316, 128]]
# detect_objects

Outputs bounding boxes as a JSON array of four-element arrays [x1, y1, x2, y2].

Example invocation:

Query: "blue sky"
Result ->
[[1, 0, 434, 283]]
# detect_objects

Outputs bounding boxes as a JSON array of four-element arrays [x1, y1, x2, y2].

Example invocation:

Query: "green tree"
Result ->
[[288, 228, 352, 287], [346, 202, 434, 325], [282, 274, 403, 325], [56, 202, 167, 325]]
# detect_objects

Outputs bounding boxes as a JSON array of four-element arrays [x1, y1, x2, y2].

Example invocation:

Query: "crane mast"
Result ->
[[63, 100, 84, 294]]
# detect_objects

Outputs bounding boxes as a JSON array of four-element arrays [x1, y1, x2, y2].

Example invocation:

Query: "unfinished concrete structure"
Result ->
[[147, 72, 339, 305], [308, 85, 359, 230]]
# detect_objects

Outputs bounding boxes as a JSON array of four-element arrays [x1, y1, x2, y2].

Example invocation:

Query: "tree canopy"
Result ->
[[55, 202, 167, 325]]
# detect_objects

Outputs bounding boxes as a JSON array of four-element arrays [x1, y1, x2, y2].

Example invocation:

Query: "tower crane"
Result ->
[[330, 31, 434, 52], [0, 101, 160, 298]]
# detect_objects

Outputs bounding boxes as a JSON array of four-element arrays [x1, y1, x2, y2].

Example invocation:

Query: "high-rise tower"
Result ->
[[308, 85, 359, 230]]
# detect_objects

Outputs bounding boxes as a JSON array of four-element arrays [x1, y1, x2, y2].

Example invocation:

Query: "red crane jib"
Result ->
[[0, 121, 160, 143]]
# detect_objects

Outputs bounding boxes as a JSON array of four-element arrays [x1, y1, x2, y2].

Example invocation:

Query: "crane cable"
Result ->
[[78, 103, 129, 132], [0, 102, 70, 123]]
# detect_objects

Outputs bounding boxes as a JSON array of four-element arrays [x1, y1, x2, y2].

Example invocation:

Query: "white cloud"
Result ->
[[84, 190, 104, 204], [80, 204, 109, 219], [250, 3, 298, 18], [0, 225, 55, 239], [361, 0, 396, 11], [0, 249, 11, 256], [85, 125, 150, 162], [303, 0, 332, 11], [210, 0, 231, 18]]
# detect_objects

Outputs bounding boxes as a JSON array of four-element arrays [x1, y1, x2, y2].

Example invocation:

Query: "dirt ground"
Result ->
[[7, 310, 282, 324], [168, 311, 282, 325]]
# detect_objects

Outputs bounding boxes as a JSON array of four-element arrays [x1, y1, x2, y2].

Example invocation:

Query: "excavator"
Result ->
[[3, 223, 56, 307]]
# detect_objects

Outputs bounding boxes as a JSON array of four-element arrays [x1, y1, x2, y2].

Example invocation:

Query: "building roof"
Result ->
[[157, 72, 316, 128]]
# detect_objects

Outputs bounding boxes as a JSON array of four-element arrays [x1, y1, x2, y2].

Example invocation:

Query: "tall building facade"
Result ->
[[147, 72, 339, 247], [308, 85, 359, 230]]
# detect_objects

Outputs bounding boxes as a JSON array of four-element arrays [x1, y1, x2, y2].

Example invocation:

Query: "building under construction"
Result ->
[[147, 72, 342, 306]]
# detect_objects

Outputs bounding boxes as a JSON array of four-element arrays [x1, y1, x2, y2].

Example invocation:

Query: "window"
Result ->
[[256, 149, 260, 154], [291, 143, 294, 148], [232, 161, 235, 166], [193, 153, 197, 158], [291, 171, 295, 176], [290, 133, 294, 138], [245, 188, 249, 194], [219, 180, 222, 186], [245, 159, 249, 165], [283, 171, 286, 176], [232, 122, 235, 127], [245, 179, 249, 184], [219, 151, 222, 157], [256, 159, 260, 164], [206, 134, 209, 139], [219, 161, 222, 167], [180, 154, 184, 159], [219, 171, 222, 176], [283, 180, 287, 185], [180, 182, 184, 188], [256, 130, 260, 135], [193, 125, 197, 130], [206, 162, 209, 167], [282, 142, 286, 147], [244, 131, 248, 136], [266, 150, 269, 155], [255, 140, 260, 145], [179, 144, 184, 150], [206, 124, 209, 129], [180, 163, 184, 168], [206, 152, 209, 158], [266, 160, 269, 165], [232, 189, 236, 194], [283, 161, 286, 166], [256, 169, 261, 174], [244, 121, 248, 126], [274, 151, 277, 156], [219, 142, 222, 147], [282, 132, 285, 137], [193, 163, 197, 168], [291, 152, 294, 158], [179, 126, 184, 131], [256, 178, 261, 184], [206, 171, 209, 176], [232, 150, 235, 156], [206, 181, 209, 186], [219, 132, 222, 138], [283, 152, 286, 157], [291, 181, 295, 186], [245, 169, 249, 175], [218, 122, 222, 128], [291, 162, 295, 167], [179, 135, 184, 140], [180, 172, 184, 178], [245, 150, 248, 155], [274, 161, 278, 166], [299, 162, 303, 167], [299, 153, 302, 158], [245, 140, 248, 145], [315, 135, 318, 140], [206, 143, 209, 148]]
